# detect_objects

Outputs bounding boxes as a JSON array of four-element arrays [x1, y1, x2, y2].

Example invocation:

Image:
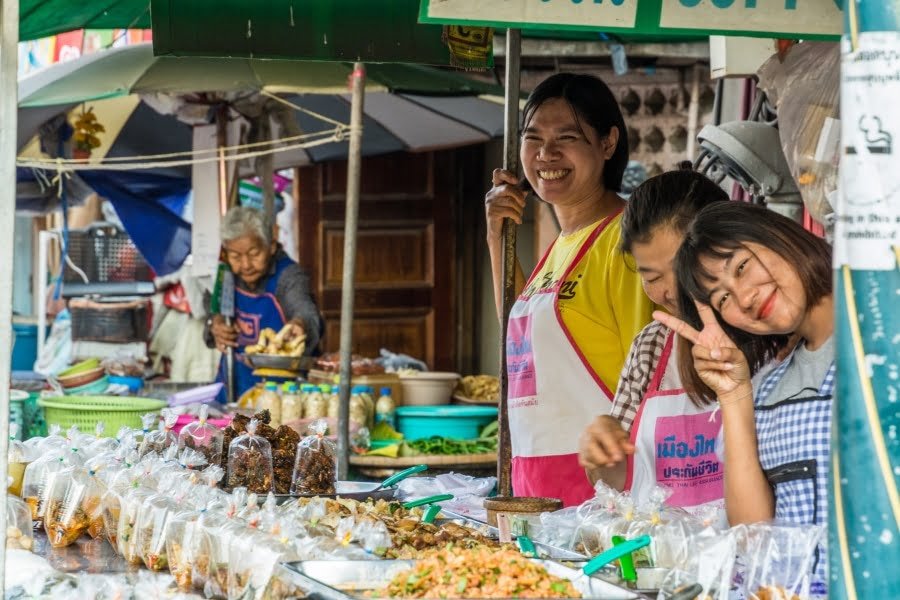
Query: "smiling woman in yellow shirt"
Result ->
[[485, 73, 654, 506]]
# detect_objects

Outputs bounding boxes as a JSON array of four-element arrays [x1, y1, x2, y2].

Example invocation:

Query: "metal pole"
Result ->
[[37, 231, 51, 356], [497, 29, 521, 498], [0, 0, 19, 590], [336, 63, 365, 481]]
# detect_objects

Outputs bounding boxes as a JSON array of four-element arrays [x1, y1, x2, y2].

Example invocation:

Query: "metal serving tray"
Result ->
[[439, 509, 589, 561], [284, 559, 643, 600]]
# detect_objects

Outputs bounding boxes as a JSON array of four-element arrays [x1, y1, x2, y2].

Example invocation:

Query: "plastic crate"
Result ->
[[70, 298, 150, 343], [38, 395, 166, 435], [63, 223, 153, 284]]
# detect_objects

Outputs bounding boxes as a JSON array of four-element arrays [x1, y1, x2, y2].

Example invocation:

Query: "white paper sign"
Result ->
[[835, 32, 900, 271], [424, 0, 638, 29], [659, 0, 842, 37], [191, 125, 221, 278]]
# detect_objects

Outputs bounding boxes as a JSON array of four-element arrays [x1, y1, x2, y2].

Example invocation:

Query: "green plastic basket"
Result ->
[[38, 395, 167, 436]]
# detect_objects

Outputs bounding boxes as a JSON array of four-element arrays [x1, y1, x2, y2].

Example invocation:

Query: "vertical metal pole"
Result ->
[[0, 0, 19, 590], [336, 63, 365, 481], [37, 232, 51, 356], [497, 29, 521, 497]]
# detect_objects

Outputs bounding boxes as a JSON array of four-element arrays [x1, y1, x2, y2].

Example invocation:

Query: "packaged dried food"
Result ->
[[737, 523, 826, 600], [271, 425, 300, 494], [43, 466, 94, 547], [226, 419, 274, 494], [290, 420, 336, 495], [86, 422, 118, 457], [82, 465, 108, 539], [177, 447, 210, 472], [349, 387, 369, 430], [116, 485, 157, 563], [325, 385, 340, 420], [227, 528, 296, 600], [256, 381, 282, 427], [166, 506, 203, 591], [6, 494, 34, 551], [196, 491, 248, 598], [21, 442, 82, 523], [178, 404, 225, 469], [135, 482, 190, 571], [304, 386, 327, 419], [8, 424, 29, 497], [139, 409, 178, 458], [280, 382, 303, 425]]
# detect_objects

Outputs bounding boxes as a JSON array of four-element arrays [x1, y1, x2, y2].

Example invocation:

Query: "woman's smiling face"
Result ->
[[519, 97, 615, 206], [698, 241, 809, 336]]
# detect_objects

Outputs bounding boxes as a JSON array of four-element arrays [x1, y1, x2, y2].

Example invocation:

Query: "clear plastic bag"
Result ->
[[134, 475, 194, 571], [21, 441, 83, 523], [227, 528, 288, 600], [290, 419, 336, 495], [659, 526, 738, 600], [6, 494, 34, 551], [139, 410, 178, 458], [43, 466, 94, 547], [737, 523, 826, 600], [177, 404, 225, 469], [166, 506, 204, 592], [116, 485, 157, 563], [227, 419, 274, 494], [8, 424, 29, 497]]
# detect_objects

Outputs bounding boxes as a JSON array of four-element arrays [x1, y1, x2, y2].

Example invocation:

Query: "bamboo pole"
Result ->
[[497, 29, 521, 497], [336, 63, 366, 481]]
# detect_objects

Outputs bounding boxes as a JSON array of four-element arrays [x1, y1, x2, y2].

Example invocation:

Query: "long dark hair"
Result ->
[[523, 73, 628, 192], [675, 202, 833, 403]]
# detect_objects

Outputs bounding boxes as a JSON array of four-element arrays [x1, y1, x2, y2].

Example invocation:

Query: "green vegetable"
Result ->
[[398, 435, 497, 456], [480, 420, 499, 438], [551, 581, 568, 594], [456, 577, 468, 594]]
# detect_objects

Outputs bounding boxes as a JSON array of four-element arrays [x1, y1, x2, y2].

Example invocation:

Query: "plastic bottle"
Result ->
[[375, 387, 396, 429], [360, 386, 377, 429], [256, 381, 282, 427], [324, 384, 340, 419], [280, 382, 303, 425], [349, 387, 369, 430], [304, 385, 327, 420]]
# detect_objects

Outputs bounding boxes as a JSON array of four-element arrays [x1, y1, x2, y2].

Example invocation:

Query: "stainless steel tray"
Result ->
[[439, 509, 589, 561], [284, 559, 643, 600], [243, 353, 314, 372]]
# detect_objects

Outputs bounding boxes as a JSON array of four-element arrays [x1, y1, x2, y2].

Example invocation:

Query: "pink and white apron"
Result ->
[[507, 215, 617, 507], [624, 331, 725, 515]]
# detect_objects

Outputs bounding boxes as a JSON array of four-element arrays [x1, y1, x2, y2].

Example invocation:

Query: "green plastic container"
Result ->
[[395, 405, 498, 441], [38, 395, 166, 436], [9, 390, 27, 440]]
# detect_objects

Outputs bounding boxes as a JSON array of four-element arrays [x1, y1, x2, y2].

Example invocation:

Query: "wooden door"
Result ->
[[297, 150, 476, 371]]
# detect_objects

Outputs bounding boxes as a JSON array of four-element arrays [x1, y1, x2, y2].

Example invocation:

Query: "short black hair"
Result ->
[[523, 73, 629, 192], [620, 170, 729, 254]]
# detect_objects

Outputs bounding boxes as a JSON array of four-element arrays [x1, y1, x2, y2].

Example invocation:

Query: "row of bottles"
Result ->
[[252, 382, 395, 431]]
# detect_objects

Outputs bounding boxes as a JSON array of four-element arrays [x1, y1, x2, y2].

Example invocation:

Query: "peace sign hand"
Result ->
[[653, 301, 751, 397]]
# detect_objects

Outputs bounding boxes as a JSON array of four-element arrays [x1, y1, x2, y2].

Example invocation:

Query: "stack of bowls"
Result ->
[[56, 360, 109, 395]]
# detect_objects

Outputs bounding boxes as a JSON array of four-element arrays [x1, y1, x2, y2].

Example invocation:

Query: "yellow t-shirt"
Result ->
[[519, 213, 655, 394]]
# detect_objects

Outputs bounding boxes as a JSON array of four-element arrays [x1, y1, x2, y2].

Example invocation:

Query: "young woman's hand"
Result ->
[[579, 415, 634, 469], [484, 169, 527, 240], [654, 301, 751, 397]]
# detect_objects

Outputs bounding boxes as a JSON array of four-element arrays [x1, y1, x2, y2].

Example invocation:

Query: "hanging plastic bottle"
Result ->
[[255, 381, 282, 427], [375, 387, 396, 429]]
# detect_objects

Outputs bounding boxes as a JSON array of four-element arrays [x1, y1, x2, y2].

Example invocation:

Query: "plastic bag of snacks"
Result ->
[[116, 484, 158, 564], [43, 465, 95, 547], [178, 404, 225, 469], [139, 410, 178, 458], [6, 494, 34, 551], [574, 490, 635, 556], [86, 423, 118, 457], [8, 424, 29, 497], [659, 526, 739, 600], [200, 491, 256, 599], [227, 528, 294, 600], [21, 432, 84, 523], [135, 475, 195, 571], [290, 419, 336, 495], [227, 420, 274, 494], [736, 523, 826, 600]]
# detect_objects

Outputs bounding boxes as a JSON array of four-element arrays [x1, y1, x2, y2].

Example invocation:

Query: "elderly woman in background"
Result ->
[[206, 206, 323, 399]]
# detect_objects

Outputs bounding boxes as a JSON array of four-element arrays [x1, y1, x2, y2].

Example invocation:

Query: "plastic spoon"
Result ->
[[373, 464, 428, 491], [402, 493, 454, 510], [612, 535, 637, 584], [517, 535, 537, 557], [582, 535, 652, 577]]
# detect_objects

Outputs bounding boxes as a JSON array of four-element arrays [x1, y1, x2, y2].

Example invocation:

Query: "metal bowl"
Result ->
[[244, 353, 305, 372]]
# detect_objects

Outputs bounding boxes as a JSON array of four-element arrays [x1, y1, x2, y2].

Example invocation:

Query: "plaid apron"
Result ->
[[755, 349, 835, 594]]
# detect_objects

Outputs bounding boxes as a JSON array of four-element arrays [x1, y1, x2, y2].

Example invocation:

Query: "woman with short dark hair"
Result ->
[[484, 73, 654, 506], [656, 201, 833, 594]]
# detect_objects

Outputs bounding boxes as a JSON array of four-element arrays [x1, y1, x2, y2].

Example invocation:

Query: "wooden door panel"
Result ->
[[323, 153, 430, 196], [323, 311, 433, 366], [322, 225, 433, 288]]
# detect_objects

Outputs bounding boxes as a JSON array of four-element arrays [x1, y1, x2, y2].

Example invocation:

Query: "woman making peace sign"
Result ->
[[656, 201, 833, 594]]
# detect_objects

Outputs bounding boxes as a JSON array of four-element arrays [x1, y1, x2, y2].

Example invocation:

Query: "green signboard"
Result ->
[[419, 0, 842, 41], [150, 0, 473, 66]]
